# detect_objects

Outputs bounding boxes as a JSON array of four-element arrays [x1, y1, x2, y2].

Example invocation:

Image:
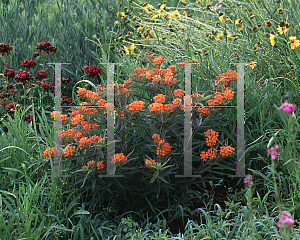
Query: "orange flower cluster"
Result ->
[[200, 129, 235, 161], [174, 89, 185, 98], [70, 114, 84, 125], [214, 70, 238, 92], [97, 161, 104, 169], [145, 159, 157, 167], [152, 134, 172, 156], [152, 56, 164, 65], [219, 146, 235, 156], [200, 148, 218, 161], [82, 160, 104, 170], [81, 121, 98, 132], [62, 128, 87, 142], [132, 58, 178, 87], [50, 111, 68, 121], [125, 100, 145, 114], [157, 140, 172, 156], [79, 135, 103, 149], [204, 129, 219, 146], [197, 107, 210, 115], [172, 98, 182, 107], [112, 153, 128, 165], [178, 60, 194, 67], [148, 102, 164, 112], [63, 145, 76, 157], [43, 147, 61, 158], [153, 94, 165, 103]]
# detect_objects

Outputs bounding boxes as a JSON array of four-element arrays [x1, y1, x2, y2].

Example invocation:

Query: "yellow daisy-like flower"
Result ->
[[288, 36, 300, 50], [158, 4, 166, 13], [227, 33, 232, 42], [183, 11, 187, 18], [130, 44, 136, 54], [216, 32, 223, 40], [249, 61, 257, 69], [143, 4, 153, 15], [120, 12, 125, 18], [123, 46, 129, 55], [219, 15, 226, 23], [235, 19, 243, 31], [269, 34, 276, 46], [230, 13, 234, 16], [172, 10, 180, 18], [137, 26, 143, 32], [277, 25, 289, 34]]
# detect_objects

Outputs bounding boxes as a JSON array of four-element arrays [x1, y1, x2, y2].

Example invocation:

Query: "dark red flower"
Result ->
[[21, 59, 37, 68], [0, 43, 12, 56], [15, 69, 33, 85], [82, 65, 101, 78], [36, 40, 57, 53], [61, 96, 73, 105], [25, 114, 33, 122], [35, 70, 48, 80], [6, 103, 20, 115], [43, 81, 49, 90], [3, 68, 15, 78]]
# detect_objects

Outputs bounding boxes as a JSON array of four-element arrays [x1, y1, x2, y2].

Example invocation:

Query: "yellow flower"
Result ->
[[137, 26, 143, 32], [158, 4, 166, 13], [120, 12, 125, 18], [219, 15, 226, 23], [183, 11, 187, 18], [130, 44, 136, 54], [277, 25, 289, 34], [269, 34, 276, 46], [230, 13, 234, 16], [143, 5, 153, 15], [235, 19, 243, 31], [216, 32, 223, 40], [123, 46, 129, 55], [172, 10, 180, 18], [227, 33, 232, 42], [288, 36, 300, 49], [249, 61, 257, 69]]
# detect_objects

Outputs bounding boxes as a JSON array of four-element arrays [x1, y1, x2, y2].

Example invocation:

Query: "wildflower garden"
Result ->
[[0, 0, 300, 239]]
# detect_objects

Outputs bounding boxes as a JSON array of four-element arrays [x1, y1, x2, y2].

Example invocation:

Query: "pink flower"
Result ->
[[277, 211, 294, 228], [267, 145, 280, 160], [244, 174, 253, 184], [278, 101, 295, 114]]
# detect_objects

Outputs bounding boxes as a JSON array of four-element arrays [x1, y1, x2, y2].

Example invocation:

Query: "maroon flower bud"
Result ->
[[6, 103, 20, 115], [15, 69, 33, 85], [21, 59, 37, 68], [82, 65, 101, 78], [35, 70, 48, 80], [3, 68, 15, 78], [0, 43, 12, 56]]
